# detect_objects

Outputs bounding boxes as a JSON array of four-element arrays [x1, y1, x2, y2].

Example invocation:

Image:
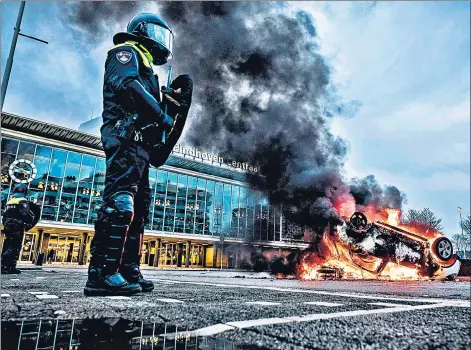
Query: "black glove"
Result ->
[[162, 74, 193, 117], [125, 80, 174, 129]]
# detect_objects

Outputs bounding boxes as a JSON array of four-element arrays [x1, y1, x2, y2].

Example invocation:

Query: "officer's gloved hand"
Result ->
[[161, 74, 193, 119]]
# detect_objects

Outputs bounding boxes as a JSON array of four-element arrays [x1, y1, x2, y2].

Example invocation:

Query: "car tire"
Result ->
[[433, 237, 453, 261], [431, 237, 457, 268]]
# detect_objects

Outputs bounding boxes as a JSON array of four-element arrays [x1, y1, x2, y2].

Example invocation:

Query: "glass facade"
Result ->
[[1, 136, 283, 242]]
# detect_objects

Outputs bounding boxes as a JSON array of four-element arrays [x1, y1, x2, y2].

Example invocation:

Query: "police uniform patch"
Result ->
[[116, 51, 132, 64]]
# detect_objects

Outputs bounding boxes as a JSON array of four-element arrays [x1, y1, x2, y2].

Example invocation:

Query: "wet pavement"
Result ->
[[1, 266, 470, 349]]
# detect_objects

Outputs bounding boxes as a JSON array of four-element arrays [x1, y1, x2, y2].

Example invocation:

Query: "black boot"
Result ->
[[120, 217, 154, 292], [84, 263, 141, 296], [84, 193, 142, 296], [1, 265, 21, 274], [120, 263, 154, 292]]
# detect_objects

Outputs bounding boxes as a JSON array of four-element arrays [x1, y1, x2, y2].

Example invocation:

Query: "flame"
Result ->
[[294, 194, 452, 281]]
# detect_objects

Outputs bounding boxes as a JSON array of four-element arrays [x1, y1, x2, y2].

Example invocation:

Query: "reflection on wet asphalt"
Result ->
[[1, 318, 247, 350]]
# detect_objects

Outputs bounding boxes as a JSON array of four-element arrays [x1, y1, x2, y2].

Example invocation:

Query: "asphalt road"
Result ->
[[1, 266, 470, 350]]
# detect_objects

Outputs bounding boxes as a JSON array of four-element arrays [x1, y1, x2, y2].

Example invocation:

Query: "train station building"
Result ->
[[1, 112, 308, 268]]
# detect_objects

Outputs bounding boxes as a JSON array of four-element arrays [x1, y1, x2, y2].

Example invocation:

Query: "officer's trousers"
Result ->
[[92, 125, 151, 270], [1, 225, 24, 268]]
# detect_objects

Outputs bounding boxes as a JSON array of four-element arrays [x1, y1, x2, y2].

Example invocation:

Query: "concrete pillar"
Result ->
[[212, 243, 218, 268], [201, 245, 207, 268], [33, 229, 44, 265], [153, 238, 161, 267], [78, 232, 89, 265], [177, 242, 183, 267], [185, 241, 191, 268]]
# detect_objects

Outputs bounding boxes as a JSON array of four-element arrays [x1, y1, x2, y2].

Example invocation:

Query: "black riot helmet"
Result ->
[[113, 13, 174, 65], [12, 183, 28, 198]]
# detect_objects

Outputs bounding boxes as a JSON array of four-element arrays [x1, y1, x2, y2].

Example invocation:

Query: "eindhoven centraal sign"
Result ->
[[172, 144, 259, 174]]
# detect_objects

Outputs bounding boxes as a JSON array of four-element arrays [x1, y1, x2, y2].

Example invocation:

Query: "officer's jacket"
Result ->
[[2, 197, 39, 232], [102, 41, 161, 129]]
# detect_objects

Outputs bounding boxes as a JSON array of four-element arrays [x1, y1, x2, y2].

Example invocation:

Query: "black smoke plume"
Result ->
[[62, 2, 405, 233]]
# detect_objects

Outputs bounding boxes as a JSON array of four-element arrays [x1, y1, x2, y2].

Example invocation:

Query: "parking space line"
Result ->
[[369, 302, 411, 307], [155, 298, 184, 303], [35, 294, 59, 299], [1, 294, 10, 297], [246, 301, 281, 306], [153, 279, 469, 305], [304, 301, 343, 307], [174, 302, 453, 338], [105, 296, 131, 300], [29, 292, 48, 295]]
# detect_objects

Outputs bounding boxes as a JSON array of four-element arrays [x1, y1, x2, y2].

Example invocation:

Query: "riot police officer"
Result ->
[[85, 13, 192, 296], [1, 184, 40, 274]]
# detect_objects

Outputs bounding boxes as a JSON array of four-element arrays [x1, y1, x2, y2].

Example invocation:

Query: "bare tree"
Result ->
[[461, 214, 471, 235], [454, 214, 471, 258], [402, 208, 444, 233]]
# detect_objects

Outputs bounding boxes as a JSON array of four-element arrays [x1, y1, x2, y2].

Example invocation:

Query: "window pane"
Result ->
[[153, 171, 167, 231], [163, 173, 178, 232], [58, 152, 82, 223], [174, 175, 187, 233], [222, 184, 231, 236], [204, 181, 215, 235], [260, 194, 269, 241], [246, 189, 255, 240], [147, 168, 158, 229], [42, 149, 67, 220], [195, 178, 206, 235], [1, 153, 15, 209], [88, 158, 106, 225], [30, 145, 52, 210], [213, 183, 223, 236], [74, 155, 96, 224], [238, 187, 247, 239], [275, 206, 282, 241], [1, 138, 19, 155], [268, 204, 275, 241], [254, 191, 263, 241], [184, 177, 197, 234], [230, 186, 239, 238], [17, 141, 35, 161]]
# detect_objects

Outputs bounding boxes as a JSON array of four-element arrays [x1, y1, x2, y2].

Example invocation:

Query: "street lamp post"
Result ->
[[1, 1, 48, 111], [458, 207, 464, 236]]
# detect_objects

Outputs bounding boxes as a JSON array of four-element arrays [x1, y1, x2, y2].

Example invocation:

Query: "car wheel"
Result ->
[[350, 212, 368, 231], [433, 237, 453, 261]]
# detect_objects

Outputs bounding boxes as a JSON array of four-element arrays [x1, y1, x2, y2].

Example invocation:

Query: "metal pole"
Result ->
[[1, 1, 26, 111], [459, 207, 464, 235]]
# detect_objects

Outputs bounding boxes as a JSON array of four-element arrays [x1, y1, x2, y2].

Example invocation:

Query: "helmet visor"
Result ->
[[147, 24, 174, 57]]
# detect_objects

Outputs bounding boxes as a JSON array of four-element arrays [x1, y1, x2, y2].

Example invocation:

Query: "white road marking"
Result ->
[[304, 301, 343, 307], [153, 278, 469, 305], [246, 301, 281, 306], [29, 292, 48, 295], [9, 279, 19, 281], [36, 294, 59, 299], [35, 277, 46, 279], [172, 303, 455, 338], [61, 290, 81, 293], [105, 296, 131, 300], [1, 294, 10, 297], [155, 298, 184, 303], [369, 302, 411, 308]]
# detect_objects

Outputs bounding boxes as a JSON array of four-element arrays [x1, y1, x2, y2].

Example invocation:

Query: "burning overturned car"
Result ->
[[299, 211, 461, 281]]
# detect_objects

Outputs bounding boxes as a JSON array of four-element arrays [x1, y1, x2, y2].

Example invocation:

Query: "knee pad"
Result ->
[[108, 192, 134, 226]]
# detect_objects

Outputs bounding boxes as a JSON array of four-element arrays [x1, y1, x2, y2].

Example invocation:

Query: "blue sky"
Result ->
[[1, 1, 469, 237]]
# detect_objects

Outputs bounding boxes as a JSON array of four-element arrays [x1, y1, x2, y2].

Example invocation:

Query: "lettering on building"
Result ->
[[172, 144, 259, 174]]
